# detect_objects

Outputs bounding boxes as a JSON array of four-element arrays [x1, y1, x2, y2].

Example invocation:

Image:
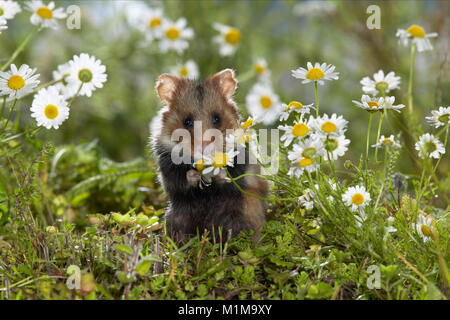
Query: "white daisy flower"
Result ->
[[253, 58, 271, 83], [396, 24, 438, 52], [0, 0, 21, 20], [66, 53, 107, 97], [52, 62, 77, 99], [342, 185, 371, 214], [159, 18, 194, 54], [0, 17, 6, 33], [241, 117, 256, 131], [169, 60, 199, 79], [425, 106, 450, 128], [212, 23, 241, 56], [311, 113, 348, 136], [279, 117, 314, 147], [202, 149, 240, 177], [382, 96, 405, 113], [352, 95, 385, 112], [415, 133, 445, 159], [360, 70, 401, 96], [136, 7, 164, 43], [287, 155, 319, 178], [371, 135, 401, 149], [246, 83, 282, 125], [0, 64, 40, 99], [320, 133, 350, 161], [291, 62, 339, 85], [287, 139, 322, 177], [26, 0, 67, 29], [413, 214, 434, 242], [298, 186, 318, 210], [279, 101, 314, 122], [385, 216, 397, 234], [30, 86, 69, 129]]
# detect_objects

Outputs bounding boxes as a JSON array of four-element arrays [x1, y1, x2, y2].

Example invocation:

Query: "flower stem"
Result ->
[[407, 43, 416, 113], [314, 81, 319, 117], [374, 90, 386, 163], [0, 26, 40, 72], [365, 113, 374, 170], [2, 99, 18, 131]]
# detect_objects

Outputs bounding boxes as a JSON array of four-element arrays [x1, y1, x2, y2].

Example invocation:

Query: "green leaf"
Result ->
[[114, 244, 133, 255], [135, 260, 151, 276]]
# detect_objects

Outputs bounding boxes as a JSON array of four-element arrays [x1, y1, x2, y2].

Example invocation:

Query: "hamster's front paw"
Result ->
[[186, 169, 201, 187]]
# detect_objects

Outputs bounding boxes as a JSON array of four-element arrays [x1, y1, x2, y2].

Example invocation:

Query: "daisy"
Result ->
[[169, 60, 199, 79], [425, 106, 450, 128], [342, 185, 371, 214], [0, 64, 40, 99], [415, 133, 445, 159], [382, 96, 405, 113], [413, 214, 434, 242], [26, 1, 67, 29], [202, 149, 239, 177], [287, 139, 322, 177], [291, 62, 339, 85], [241, 117, 256, 131], [0, 17, 6, 33], [30, 86, 69, 129], [158, 18, 194, 54], [311, 113, 348, 136], [352, 95, 385, 112], [253, 58, 271, 83], [385, 216, 397, 234], [360, 70, 401, 95], [287, 156, 319, 178], [396, 24, 438, 52], [52, 62, 77, 99], [66, 53, 107, 97], [246, 83, 282, 125], [371, 135, 401, 149], [321, 134, 350, 161], [279, 118, 313, 147], [298, 187, 317, 210], [279, 101, 314, 122], [212, 23, 241, 56], [0, 0, 21, 20], [137, 7, 164, 43]]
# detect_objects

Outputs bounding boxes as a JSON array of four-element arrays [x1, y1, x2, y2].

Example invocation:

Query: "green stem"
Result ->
[[374, 89, 386, 163], [314, 81, 319, 117], [365, 113, 374, 170], [0, 26, 40, 72], [375, 146, 389, 209], [2, 99, 18, 131], [407, 43, 416, 113]]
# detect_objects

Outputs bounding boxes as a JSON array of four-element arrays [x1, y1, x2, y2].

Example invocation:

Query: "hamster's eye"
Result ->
[[212, 113, 221, 127], [184, 116, 193, 130]]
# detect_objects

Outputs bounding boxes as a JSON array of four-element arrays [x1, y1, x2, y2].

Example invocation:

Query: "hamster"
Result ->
[[151, 69, 268, 242]]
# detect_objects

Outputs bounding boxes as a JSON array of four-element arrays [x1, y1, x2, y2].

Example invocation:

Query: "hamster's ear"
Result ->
[[209, 69, 237, 99], [155, 74, 180, 104]]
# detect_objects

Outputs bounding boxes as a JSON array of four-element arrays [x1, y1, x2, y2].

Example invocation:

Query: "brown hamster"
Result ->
[[151, 69, 268, 242]]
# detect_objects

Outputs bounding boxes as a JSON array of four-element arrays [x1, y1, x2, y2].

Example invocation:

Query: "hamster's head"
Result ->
[[154, 69, 241, 157]]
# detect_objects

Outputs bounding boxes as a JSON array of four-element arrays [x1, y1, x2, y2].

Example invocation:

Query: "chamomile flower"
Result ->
[[0, 64, 40, 99], [342, 185, 371, 214], [30, 86, 69, 129], [279, 118, 313, 147], [287, 139, 322, 177], [396, 24, 438, 52], [0, 17, 6, 33], [414, 214, 434, 242], [137, 7, 164, 42], [159, 18, 194, 54], [360, 70, 401, 95], [241, 117, 256, 131], [0, 1, 21, 20], [415, 133, 445, 159], [320, 134, 350, 161], [279, 101, 314, 122], [287, 155, 319, 178], [170, 60, 199, 79], [212, 23, 241, 56], [291, 62, 339, 85], [246, 83, 282, 125], [312, 113, 348, 136], [425, 106, 450, 128], [382, 96, 405, 113], [52, 62, 77, 99], [202, 149, 239, 177], [26, 1, 67, 29], [352, 95, 385, 112], [253, 58, 271, 83], [372, 135, 401, 149], [66, 53, 107, 97], [298, 186, 318, 210]]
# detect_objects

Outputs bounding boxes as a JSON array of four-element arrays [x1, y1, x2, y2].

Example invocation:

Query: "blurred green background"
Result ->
[[2, 0, 449, 171]]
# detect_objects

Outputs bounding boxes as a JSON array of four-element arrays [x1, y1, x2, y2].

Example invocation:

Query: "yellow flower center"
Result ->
[[0, 7, 4, 16], [238, 134, 250, 144], [286, 101, 303, 112], [351, 193, 364, 205], [179, 67, 188, 77], [298, 157, 313, 168], [225, 28, 241, 45], [292, 123, 309, 137], [420, 224, 431, 237], [407, 24, 425, 38], [260, 95, 272, 109], [382, 138, 393, 145], [195, 158, 205, 172], [368, 101, 379, 109], [306, 67, 325, 81], [37, 6, 53, 19], [8, 75, 25, 90], [242, 118, 253, 131], [149, 17, 161, 28], [321, 121, 337, 133], [212, 152, 228, 168], [254, 64, 265, 74], [166, 26, 180, 40], [437, 114, 449, 123], [78, 68, 93, 83], [44, 104, 59, 120]]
